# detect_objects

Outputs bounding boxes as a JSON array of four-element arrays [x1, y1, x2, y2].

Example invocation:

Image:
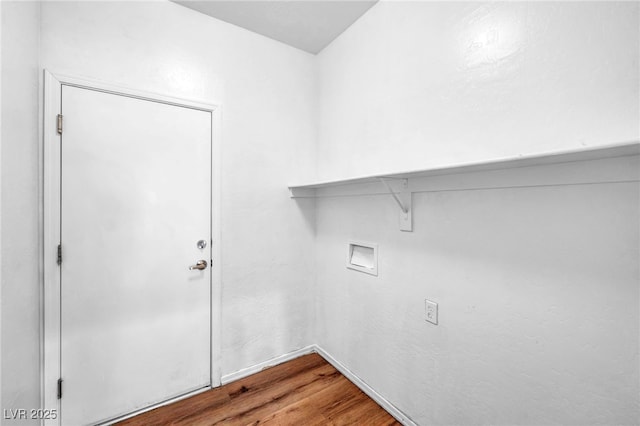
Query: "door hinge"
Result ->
[[57, 378, 63, 399], [57, 114, 63, 135], [57, 244, 62, 265]]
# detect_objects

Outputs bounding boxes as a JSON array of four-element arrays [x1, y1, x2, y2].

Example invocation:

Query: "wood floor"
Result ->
[[117, 353, 400, 426]]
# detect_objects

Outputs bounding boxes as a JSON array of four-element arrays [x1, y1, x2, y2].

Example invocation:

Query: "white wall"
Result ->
[[314, 1, 639, 425], [1, 2, 41, 423], [0, 0, 3, 415], [1, 0, 317, 419], [315, 172, 639, 425], [316, 1, 639, 181]]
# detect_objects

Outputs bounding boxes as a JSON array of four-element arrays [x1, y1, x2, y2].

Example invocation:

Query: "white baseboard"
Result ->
[[220, 343, 417, 426], [100, 386, 211, 425], [311, 345, 418, 426], [220, 345, 316, 384]]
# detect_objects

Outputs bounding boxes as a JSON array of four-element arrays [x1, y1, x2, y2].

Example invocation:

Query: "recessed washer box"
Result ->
[[346, 241, 378, 276]]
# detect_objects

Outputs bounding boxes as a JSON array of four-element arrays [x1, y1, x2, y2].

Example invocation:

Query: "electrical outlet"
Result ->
[[425, 299, 438, 325]]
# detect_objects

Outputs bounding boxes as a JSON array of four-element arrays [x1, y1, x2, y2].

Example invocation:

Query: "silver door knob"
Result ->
[[189, 260, 207, 270]]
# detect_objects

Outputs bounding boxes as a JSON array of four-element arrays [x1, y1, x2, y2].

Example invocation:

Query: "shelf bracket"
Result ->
[[379, 178, 412, 232]]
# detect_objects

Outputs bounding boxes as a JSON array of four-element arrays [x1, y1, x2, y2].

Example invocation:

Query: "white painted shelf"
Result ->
[[289, 142, 639, 197], [288, 142, 639, 232]]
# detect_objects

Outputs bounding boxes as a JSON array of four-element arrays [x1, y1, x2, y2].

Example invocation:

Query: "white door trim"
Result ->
[[41, 70, 222, 425]]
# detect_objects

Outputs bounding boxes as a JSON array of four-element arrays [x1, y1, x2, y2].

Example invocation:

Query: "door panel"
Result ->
[[60, 85, 211, 425]]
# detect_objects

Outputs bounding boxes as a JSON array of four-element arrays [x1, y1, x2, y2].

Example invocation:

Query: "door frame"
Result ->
[[41, 70, 222, 425]]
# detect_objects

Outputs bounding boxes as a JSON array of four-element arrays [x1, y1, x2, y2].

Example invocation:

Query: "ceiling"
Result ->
[[172, 1, 378, 54]]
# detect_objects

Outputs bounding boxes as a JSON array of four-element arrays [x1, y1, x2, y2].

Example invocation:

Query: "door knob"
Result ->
[[189, 260, 207, 271]]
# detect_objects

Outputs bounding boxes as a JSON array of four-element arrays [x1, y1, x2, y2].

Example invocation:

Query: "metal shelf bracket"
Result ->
[[379, 178, 412, 232]]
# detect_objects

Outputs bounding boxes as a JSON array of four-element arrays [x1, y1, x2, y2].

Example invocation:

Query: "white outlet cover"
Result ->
[[425, 299, 438, 325]]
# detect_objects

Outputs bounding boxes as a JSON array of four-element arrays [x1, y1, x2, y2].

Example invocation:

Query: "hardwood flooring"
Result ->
[[117, 353, 400, 426]]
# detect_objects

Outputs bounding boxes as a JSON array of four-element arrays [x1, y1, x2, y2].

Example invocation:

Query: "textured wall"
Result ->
[[316, 1, 640, 181], [1, 3, 41, 423], [0, 0, 3, 417], [315, 166, 639, 424], [2, 0, 317, 418], [314, 1, 640, 424]]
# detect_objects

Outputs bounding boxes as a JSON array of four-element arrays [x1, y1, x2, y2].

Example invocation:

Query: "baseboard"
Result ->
[[220, 343, 417, 426], [311, 345, 418, 426], [220, 345, 316, 385], [101, 386, 211, 425]]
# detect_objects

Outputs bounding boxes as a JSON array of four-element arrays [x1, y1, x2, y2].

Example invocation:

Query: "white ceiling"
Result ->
[[172, 1, 378, 54]]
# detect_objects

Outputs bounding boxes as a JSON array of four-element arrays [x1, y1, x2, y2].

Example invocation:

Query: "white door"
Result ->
[[60, 85, 212, 425]]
